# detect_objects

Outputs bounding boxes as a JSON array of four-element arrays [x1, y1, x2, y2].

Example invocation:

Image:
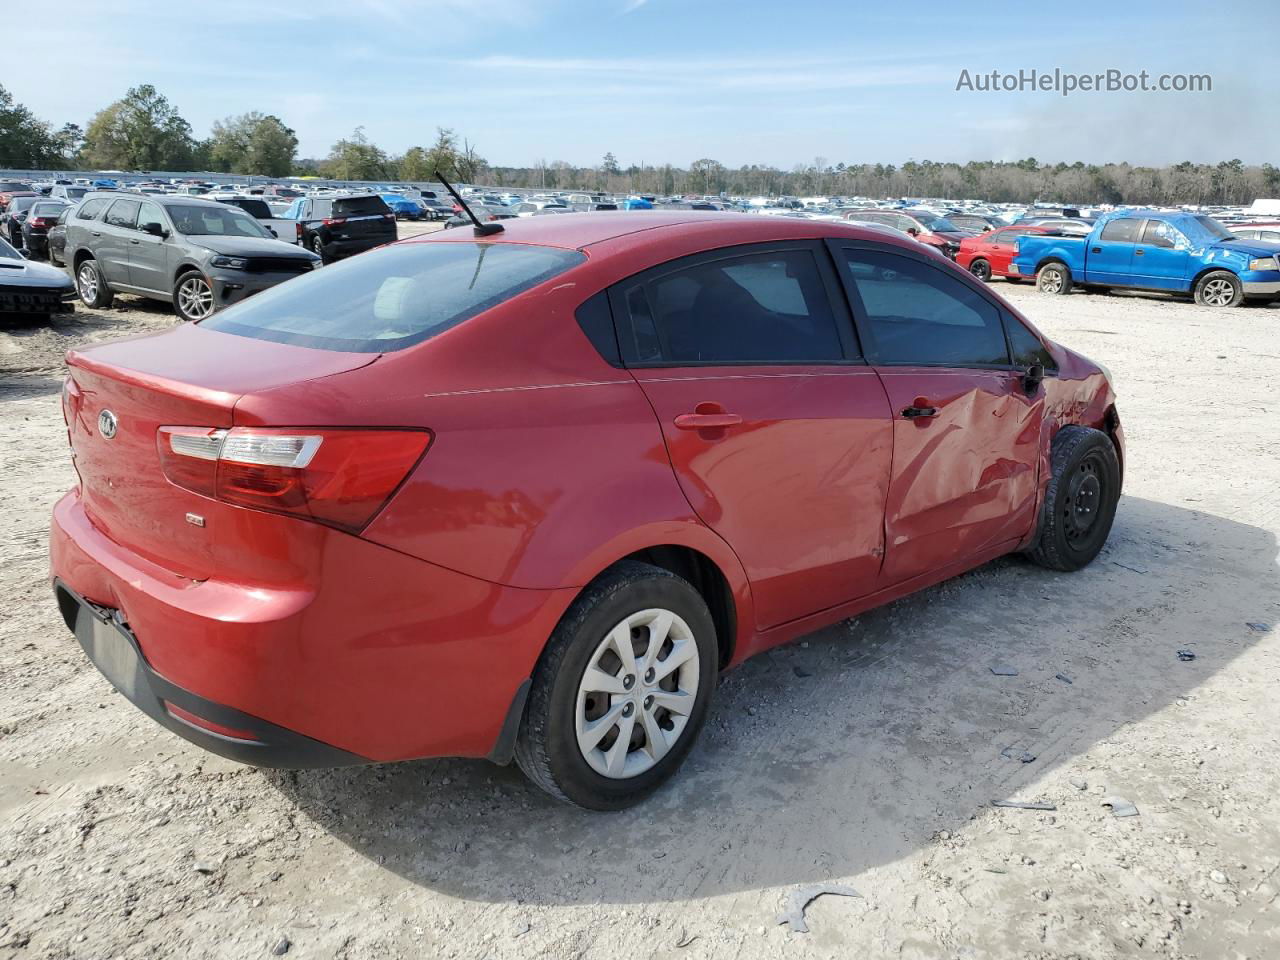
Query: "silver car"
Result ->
[[64, 195, 319, 321]]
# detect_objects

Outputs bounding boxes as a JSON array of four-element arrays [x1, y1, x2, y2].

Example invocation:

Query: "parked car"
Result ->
[[65, 195, 319, 321], [51, 185, 91, 203], [380, 193, 424, 220], [417, 197, 455, 221], [955, 224, 1059, 282], [511, 199, 570, 216], [285, 194, 397, 263], [214, 196, 296, 242], [843, 209, 968, 259], [46, 204, 74, 267], [50, 213, 1123, 809], [0, 182, 36, 211], [1012, 210, 1280, 306], [2, 196, 40, 247], [947, 214, 1001, 234], [441, 204, 517, 229], [1230, 222, 1280, 243], [1015, 216, 1094, 235], [0, 235, 75, 320], [20, 200, 70, 259]]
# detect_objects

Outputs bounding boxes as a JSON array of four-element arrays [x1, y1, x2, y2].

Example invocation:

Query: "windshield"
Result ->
[[201, 241, 585, 352], [0, 237, 20, 260], [62, 187, 88, 199], [1190, 216, 1234, 241], [167, 204, 270, 238], [31, 202, 67, 216]]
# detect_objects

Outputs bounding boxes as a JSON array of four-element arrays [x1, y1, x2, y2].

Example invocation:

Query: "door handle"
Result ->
[[902, 401, 938, 419], [674, 412, 743, 429], [1091, 246, 1101, 253], [91, 231, 101, 237], [129, 239, 140, 244], [1134, 248, 1144, 256]]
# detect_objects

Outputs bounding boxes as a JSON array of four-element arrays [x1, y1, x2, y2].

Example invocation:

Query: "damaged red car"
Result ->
[[51, 212, 1123, 809]]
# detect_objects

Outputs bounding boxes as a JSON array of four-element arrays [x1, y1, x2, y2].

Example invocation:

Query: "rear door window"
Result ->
[[838, 247, 1010, 367], [75, 198, 109, 220], [104, 199, 141, 229], [201, 242, 585, 352], [615, 248, 847, 364], [1099, 218, 1142, 243]]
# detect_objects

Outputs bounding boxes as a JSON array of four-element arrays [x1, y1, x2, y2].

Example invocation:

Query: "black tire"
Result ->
[[968, 259, 992, 282], [75, 258, 114, 309], [1036, 262, 1073, 296], [514, 561, 718, 810], [1026, 426, 1121, 572], [48, 245, 62, 268], [310, 234, 328, 263], [1194, 270, 1244, 308]]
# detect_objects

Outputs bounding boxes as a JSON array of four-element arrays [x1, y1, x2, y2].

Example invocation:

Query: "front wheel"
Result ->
[[173, 272, 215, 322], [968, 259, 992, 282], [76, 259, 114, 309], [515, 561, 718, 810], [1026, 426, 1121, 572], [1194, 270, 1244, 308], [1036, 262, 1073, 295]]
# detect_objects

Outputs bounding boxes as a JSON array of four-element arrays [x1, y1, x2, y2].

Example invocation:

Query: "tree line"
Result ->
[[2, 83, 1277, 205]]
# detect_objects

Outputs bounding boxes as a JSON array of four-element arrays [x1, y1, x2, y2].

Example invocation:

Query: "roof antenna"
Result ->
[[435, 169, 503, 236]]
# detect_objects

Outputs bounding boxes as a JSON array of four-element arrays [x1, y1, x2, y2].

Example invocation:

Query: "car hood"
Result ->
[[1211, 237, 1280, 257], [0, 257, 75, 288], [185, 235, 318, 258]]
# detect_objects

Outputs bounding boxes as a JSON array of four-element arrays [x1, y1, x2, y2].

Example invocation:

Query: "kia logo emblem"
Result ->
[[97, 409, 118, 440]]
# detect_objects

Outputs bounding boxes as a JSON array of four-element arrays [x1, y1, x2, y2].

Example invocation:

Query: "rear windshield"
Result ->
[[201, 241, 586, 352], [228, 197, 272, 219], [333, 195, 391, 216]]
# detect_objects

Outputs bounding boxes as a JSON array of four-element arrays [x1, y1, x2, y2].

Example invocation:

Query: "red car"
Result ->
[[844, 209, 969, 260], [957, 224, 1059, 282], [50, 213, 1124, 809], [0, 182, 37, 212]]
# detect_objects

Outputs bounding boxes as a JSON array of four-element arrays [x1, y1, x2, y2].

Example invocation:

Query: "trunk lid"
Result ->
[[65, 323, 377, 580]]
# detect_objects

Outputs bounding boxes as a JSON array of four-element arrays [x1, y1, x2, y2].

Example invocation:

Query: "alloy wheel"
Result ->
[[1202, 278, 1235, 307], [177, 276, 214, 320], [574, 608, 700, 779], [1040, 269, 1064, 294], [77, 263, 97, 302]]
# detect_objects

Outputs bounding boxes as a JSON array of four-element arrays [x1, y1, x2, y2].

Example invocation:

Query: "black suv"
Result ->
[[289, 194, 397, 263], [65, 194, 319, 321]]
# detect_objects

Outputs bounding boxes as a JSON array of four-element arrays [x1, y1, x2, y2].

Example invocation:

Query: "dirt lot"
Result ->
[[2, 271, 1278, 960]]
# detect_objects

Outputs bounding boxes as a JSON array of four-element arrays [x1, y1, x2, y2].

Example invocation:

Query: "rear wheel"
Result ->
[[1027, 426, 1120, 572], [515, 561, 718, 810], [1036, 262, 1073, 295], [968, 259, 992, 282], [173, 272, 214, 322], [76, 259, 113, 309], [1194, 270, 1244, 308], [310, 234, 328, 263]]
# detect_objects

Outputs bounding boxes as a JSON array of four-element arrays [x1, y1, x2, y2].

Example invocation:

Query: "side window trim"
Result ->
[[825, 238, 1016, 371], [607, 239, 864, 368]]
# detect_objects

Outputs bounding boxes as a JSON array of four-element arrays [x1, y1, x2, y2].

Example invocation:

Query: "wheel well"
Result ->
[[1035, 257, 1070, 276], [1188, 265, 1236, 292], [71, 248, 93, 270], [618, 546, 736, 668], [1103, 404, 1124, 482]]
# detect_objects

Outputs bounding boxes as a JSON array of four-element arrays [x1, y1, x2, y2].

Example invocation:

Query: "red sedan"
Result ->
[[50, 213, 1123, 809], [956, 224, 1059, 282]]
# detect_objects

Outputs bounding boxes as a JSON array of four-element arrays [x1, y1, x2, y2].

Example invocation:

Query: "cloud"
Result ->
[[621, 0, 649, 11]]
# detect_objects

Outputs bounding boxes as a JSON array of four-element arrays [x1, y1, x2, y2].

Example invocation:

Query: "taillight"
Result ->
[[30, 217, 53, 228], [1012, 239, 1021, 255], [321, 217, 347, 226], [295, 221, 303, 240], [157, 427, 431, 533]]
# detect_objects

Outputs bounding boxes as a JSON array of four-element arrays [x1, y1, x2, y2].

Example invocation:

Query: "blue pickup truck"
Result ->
[[1011, 210, 1280, 307]]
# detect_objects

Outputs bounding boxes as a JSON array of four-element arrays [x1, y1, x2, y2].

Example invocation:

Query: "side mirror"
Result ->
[[907, 227, 920, 237], [268, 226, 278, 238], [1023, 363, 1044, 394], [19, 248, 32, 258], [142, 221, 168, 238]]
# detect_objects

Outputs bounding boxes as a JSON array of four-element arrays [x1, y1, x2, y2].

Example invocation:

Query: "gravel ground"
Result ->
[[1, 272, 1278, 960]]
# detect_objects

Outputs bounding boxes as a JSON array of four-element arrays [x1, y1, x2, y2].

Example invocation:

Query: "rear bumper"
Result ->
[[321, 234, 397, 259], [54, 581, 365, 767], [50, 490, 576, 765]]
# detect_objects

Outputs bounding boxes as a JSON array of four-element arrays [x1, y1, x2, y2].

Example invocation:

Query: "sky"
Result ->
[[10, 0, 1279, 169]]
